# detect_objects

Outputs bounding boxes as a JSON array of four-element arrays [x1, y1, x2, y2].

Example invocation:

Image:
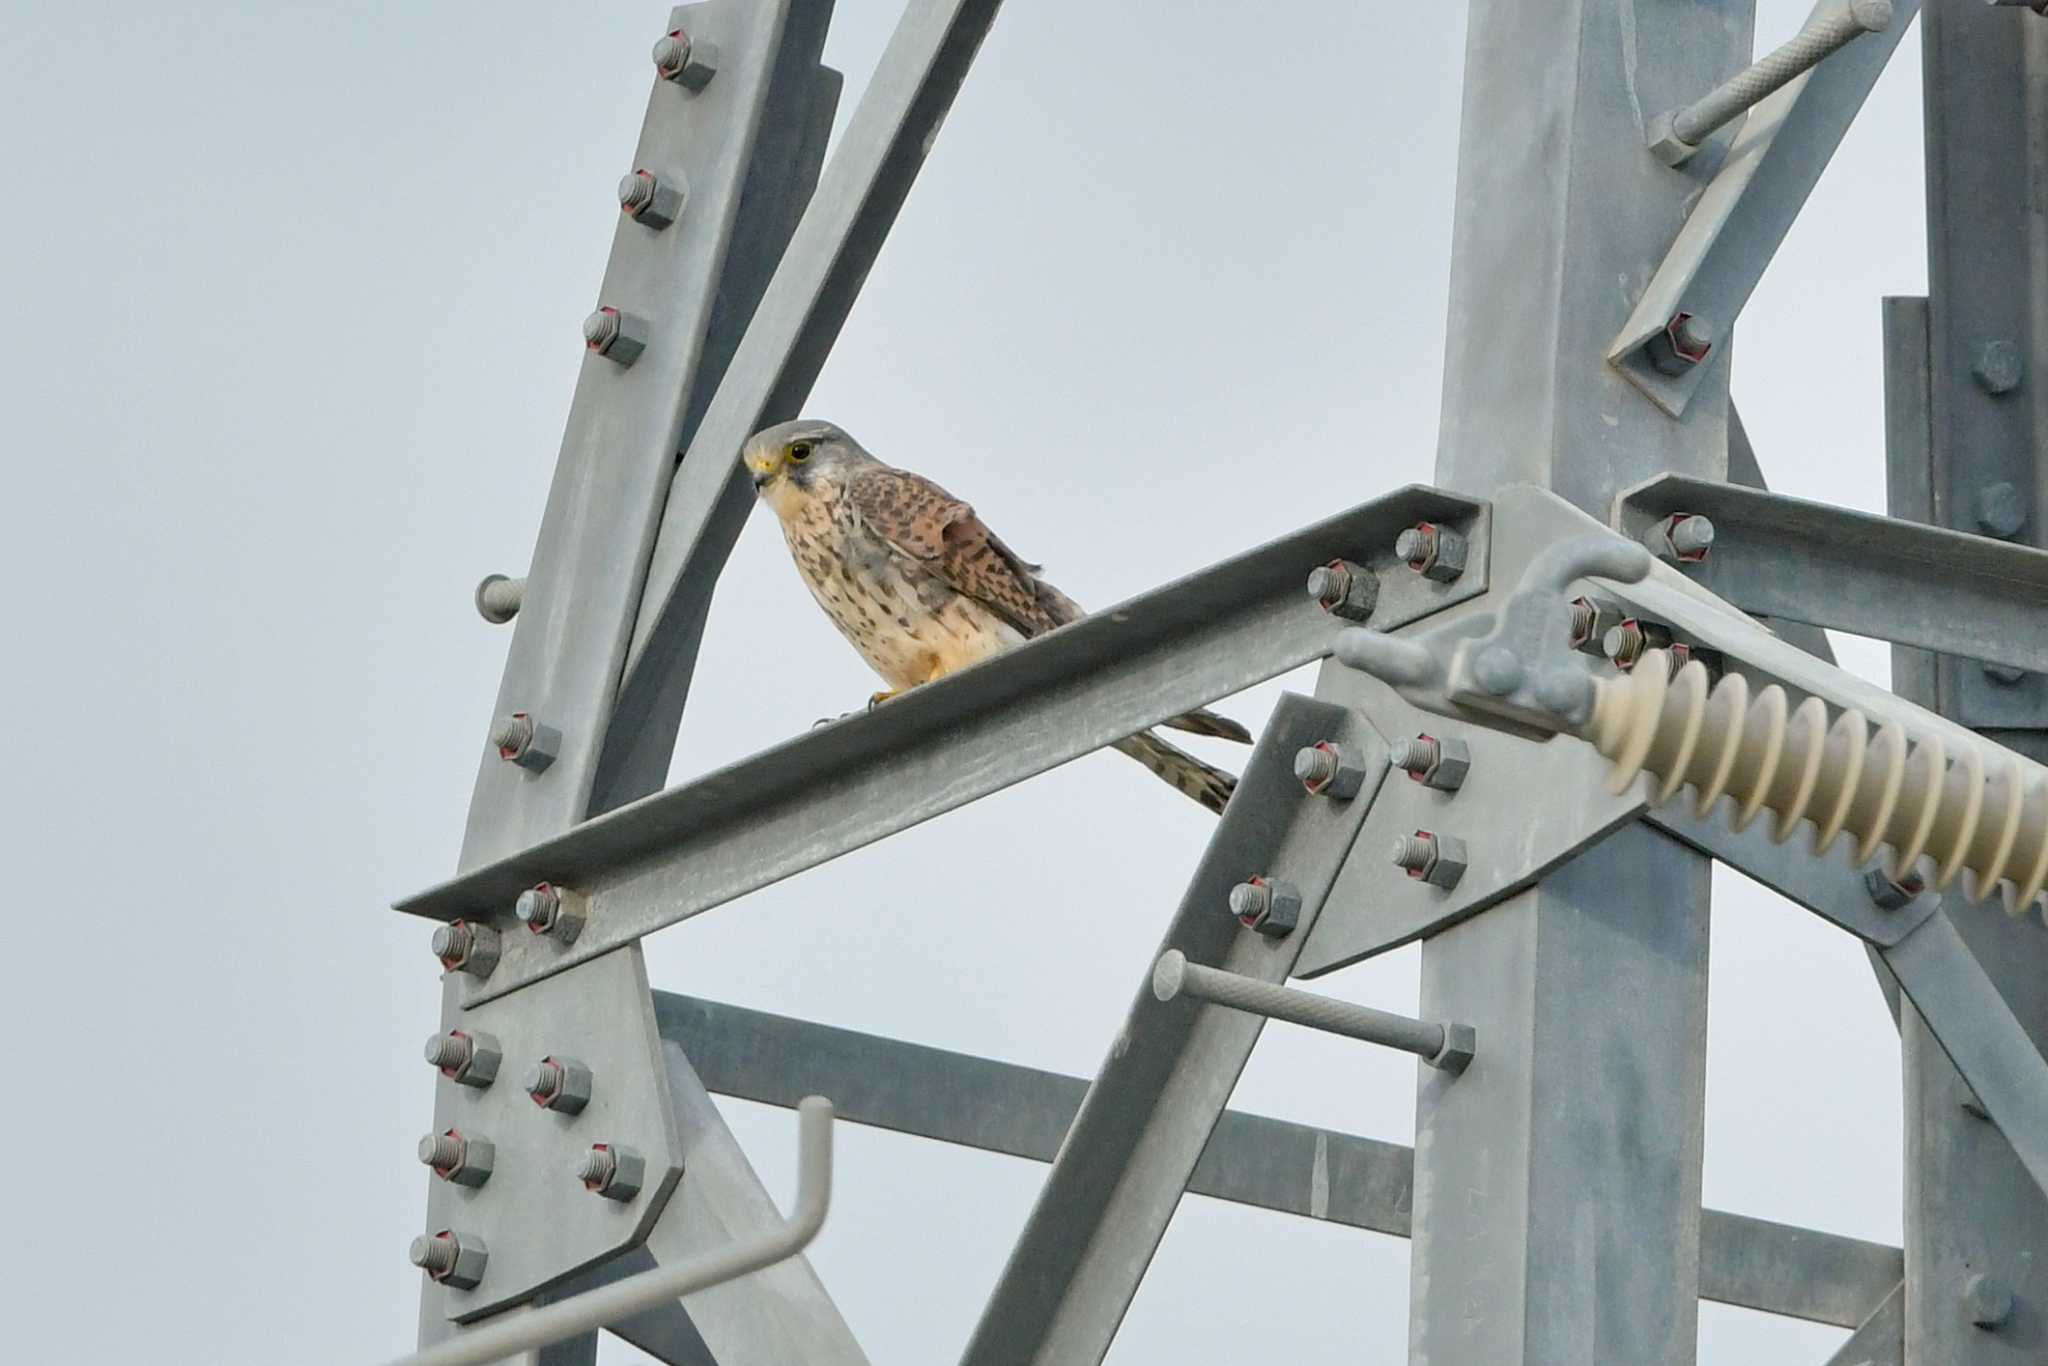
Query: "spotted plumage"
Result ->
[[743, 419, 1249, 812]]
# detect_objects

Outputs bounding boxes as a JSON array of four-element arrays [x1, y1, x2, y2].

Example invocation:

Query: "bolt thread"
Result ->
[[476, 575, 524, 623], [1585, 648, 2048, 918], [1389, 736, 1442, 775], [517, 884, 561, 930], [1294, 746, 1339, 787], [429, 923, 463, 961], [1604, 622, 1647, 668], [410, 1234, 459, 1274], [490, 714, 532, 755], [1673, 2, 1891, 145], [1391, 833, 1437, 872], [527, 1060, 563, 1102], [618, 171, 655, 213], [1395, 527, 1430, 563], [583, 308, 620, 351], [652, 32, 690, 75], [577, 1147, 617, 1187], [1227, 881, 1271, 920], [424, 1033, 473, 1071], [1569, 599, 1598, 644], [419, 1133, 465, 1169], [1306, 564, 1350, 608]]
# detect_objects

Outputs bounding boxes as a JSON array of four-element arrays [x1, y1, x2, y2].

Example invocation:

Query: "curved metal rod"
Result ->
[[385, 1096, 838, 1366]]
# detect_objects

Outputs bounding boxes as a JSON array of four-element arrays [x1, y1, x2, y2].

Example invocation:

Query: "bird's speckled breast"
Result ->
[[774, 488, 1024, 691]]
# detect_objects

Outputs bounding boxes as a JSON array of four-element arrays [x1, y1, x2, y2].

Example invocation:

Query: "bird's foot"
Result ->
[[867, 690, 899, 710]]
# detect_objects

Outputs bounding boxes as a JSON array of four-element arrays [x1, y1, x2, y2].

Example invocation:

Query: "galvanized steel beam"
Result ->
[[1613, 473, 2048, 672], [959, 695, 1389, 1366], [651, 992, 1905, 1330], [396, 489, 1488, 1006]]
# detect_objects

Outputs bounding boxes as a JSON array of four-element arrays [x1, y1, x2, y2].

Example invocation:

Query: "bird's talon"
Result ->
[[867, 690, 899, 711]]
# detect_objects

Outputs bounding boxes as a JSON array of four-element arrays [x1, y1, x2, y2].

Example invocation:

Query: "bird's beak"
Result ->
[[745, 456, 776, 489]]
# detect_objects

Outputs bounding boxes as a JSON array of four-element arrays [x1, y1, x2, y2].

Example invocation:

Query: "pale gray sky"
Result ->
[[2, 2, 1925, 1361]]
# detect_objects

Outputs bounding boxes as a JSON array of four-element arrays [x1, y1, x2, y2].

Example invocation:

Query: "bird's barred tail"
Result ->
[[1113, 731, 1238, 815]]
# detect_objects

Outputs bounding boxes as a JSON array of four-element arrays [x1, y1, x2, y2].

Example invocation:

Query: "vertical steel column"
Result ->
[[1889, 5, 2048, 1359], [1412, 2, 1750, 1360]]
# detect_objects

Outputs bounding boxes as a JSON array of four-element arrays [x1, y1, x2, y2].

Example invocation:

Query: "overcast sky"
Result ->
[[3, 2, 1928, 1361]]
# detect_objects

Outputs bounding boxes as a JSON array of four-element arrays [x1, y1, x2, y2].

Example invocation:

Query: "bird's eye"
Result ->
[[787, 441, 812, 463]]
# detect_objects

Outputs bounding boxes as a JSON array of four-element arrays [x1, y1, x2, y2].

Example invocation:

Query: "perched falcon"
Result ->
[[742, 419, 1250, 813]]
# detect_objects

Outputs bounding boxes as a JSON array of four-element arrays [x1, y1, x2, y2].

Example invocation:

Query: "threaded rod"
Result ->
[[1152, 950, 1453, 1062], [1671, 0, 1893, 147]]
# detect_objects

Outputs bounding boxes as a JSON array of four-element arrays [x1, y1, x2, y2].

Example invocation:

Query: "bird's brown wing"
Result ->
[[847, 465, 1064, 636]]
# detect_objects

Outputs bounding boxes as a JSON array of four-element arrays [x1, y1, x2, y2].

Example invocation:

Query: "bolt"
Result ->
[[526, 1055, 593, 1115], [418, 1129, 494, 1188], [1666, 643, 1724, 684], [577, 1143, 646, 1202], [1647, 314, 1717, 375], [617, 169, 686, 230], [582, 306, 647, 367], [409, 1231, 488, 1291], [430, 919, 500, 979], [474, 574, 525, 624], [424, 1030, 501, 1089], [1645, 512, 1714, 563], [1569, 598, 1598, 647], [1392, 831, 1468, 890], [1390, 735, 1441, 777], [1864, 865, 1924, 911], [491, 712, 558, 774], [1964, 1272, 2014, 1330], [1469, 644, 1523, 696], [1986, 663, 2028, 686], [1973, 340, 2023, 396], [1293, 742, 1367, 800], [1305, 559, 1378, 621], [1227, 877, 1301, 938], [652, 28, 719, 90], [517, 882, 584, 944], [1602, 619, 1671, 670], [1395, 523, 1468, 583], [1390, 734, 1471, 791], [1975, 481, 2028, 539]]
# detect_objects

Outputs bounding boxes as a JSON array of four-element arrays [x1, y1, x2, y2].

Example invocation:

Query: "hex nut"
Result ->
[[420, 1129, 495, 1189], [1400, 735, 1470, 793], [1294, 742, 1369, 800], [1643, 512, 1713, 564], [1421, 834, 1467, 889], [583, 306, 648, 368], [431, 919, 500, 979], [410, 1230, 488, 1291], [1645, 313, 1716, 375], [1645, 110, 1699, 167], [1396, 524, 1468, 583], [426, 1029, 502, 1090], [527, 1055, 594, 1115], [492, 713, 560, 774], [1429, 1021, 1476, 1074], [580, 1143, 647, 1202], [517, 882, 586, 945], [1395, 832, 1468, 890], [652, 29, 719, 90], [1568, 596, 1621, 653], [618, 169, 687, 230], [1228, 877, 1301, 939], [1305, 559, 1378, 622]]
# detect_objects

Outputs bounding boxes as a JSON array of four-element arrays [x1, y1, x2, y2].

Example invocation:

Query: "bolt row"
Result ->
[[433, 883, 586, 981], [1306, 521, 1471, 624]]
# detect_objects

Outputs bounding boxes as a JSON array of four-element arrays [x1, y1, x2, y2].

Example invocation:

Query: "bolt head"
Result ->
[[581, 1142, 646, 1202], [1863, 865, 1923, 910], [1964, 1272, 2014, 1329], [527, 1055, 593, 1114], [1975, 481, 2028, 539], [1984, 662, 2028, 686], [1974, 340, 2024, 395], [1430, 1021, 1476, 1074]]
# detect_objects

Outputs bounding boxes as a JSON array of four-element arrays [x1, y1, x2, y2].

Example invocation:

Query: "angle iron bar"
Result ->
[[1614, 473, 2048, 673], [1611, 1, 1918, 415], [651, 991, 1905, 1330], [455, 0, 827, 867], [1818, 1281, 1902, 1366], [616, 0, 1008, 750], [395, 490, 1488, 1010], [960, 694, 1386, 1366]]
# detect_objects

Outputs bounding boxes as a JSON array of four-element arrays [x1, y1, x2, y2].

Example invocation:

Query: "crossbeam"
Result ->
[[396, 488, 1487, 1005], [1615, 473, 2048, 672], [651, 992, 1905, 1330]]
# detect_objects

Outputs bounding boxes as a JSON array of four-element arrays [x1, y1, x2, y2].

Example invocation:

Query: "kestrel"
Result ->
[[743, 419, 1249, 813]]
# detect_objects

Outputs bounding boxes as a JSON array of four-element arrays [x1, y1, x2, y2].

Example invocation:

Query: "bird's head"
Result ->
[[741, 419, 866, 505]]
